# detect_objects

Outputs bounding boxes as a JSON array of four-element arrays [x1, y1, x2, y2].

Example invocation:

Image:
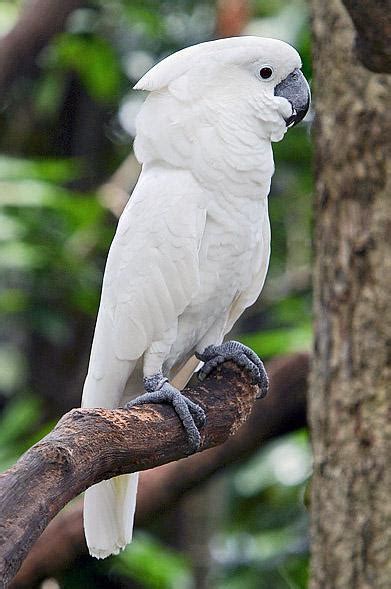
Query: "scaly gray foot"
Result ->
[[126, 372, 206, 451], [195, 340, 269, 398]]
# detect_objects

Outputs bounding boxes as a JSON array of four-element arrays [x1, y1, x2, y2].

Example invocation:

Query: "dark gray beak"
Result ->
[[274, 68, 310, 127]]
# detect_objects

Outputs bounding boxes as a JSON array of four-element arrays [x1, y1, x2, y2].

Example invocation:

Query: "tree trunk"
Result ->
[[310, 1, 391, 588]]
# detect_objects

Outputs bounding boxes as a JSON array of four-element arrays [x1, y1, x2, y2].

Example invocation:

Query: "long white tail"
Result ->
[[82, 354, 199, 558], [84, 473, 139, 559], [82, 352, 139, 559]]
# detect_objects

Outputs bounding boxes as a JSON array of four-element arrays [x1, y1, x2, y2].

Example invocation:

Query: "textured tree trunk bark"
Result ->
[[310, 1, 391, 588]]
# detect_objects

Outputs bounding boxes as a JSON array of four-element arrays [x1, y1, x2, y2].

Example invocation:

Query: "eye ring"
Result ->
[[259, 66, 273, 80]]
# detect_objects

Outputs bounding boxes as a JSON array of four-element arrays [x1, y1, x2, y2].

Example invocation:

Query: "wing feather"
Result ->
[[93, 167, 206, 369], [224, 216, 271, 336]]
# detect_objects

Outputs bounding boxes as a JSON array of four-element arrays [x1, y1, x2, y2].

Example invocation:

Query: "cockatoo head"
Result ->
[[135, 36, 310, 141]]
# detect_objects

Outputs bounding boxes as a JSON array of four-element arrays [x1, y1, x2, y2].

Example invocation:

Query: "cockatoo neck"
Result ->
[[134, 88, 286, 201], [192, 98, 277, 200]]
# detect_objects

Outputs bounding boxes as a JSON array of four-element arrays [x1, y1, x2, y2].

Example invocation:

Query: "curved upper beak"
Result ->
[[274, 68, 311, 127]]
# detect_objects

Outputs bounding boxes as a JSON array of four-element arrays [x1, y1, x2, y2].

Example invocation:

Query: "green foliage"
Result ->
[[52, 34, 123, 103], [122, 3, 167, 39], [110, 532, 192, 589], [240, 323, 311, 359], [212, 431, 310, 589], [0, 157, 110, 321], [0, 394, 55, 471], [0, 156, 81, 183], [0, 1, 18, 34]]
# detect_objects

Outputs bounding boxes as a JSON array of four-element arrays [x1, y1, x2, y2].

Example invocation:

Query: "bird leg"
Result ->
[[195, 340, 269, 398], [125, 372, 206, 451]]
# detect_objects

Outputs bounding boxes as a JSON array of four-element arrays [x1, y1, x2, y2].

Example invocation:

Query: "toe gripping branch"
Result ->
[[195, 340, 269, 399], [126, 341, 267, 453], [126, 373, 206, 452]]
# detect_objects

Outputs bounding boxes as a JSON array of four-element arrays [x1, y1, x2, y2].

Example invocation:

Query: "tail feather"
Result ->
[[83, 354, 198, 559], [82, 357, 139, 559], [84, 473, 139, 559], [171, 354, 200, 389]]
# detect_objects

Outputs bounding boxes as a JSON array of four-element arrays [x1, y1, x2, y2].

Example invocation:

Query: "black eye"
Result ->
[[259, 66, 273, 79]]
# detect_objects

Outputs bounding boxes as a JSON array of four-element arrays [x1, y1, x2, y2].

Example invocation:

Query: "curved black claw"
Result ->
[[125, 373, 206, 451], [195, 340, 269, 398]]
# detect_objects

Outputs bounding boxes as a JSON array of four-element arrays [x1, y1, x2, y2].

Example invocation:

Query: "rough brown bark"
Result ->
[[0, 0, 86, 98], [0, 362, 261, 588], [310, 1, 391, 587], [341, 0, 391, 73], [9, 352, 309, 588]]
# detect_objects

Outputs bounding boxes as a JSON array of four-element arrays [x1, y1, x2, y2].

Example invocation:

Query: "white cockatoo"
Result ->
[[82, 36, 310, 559]]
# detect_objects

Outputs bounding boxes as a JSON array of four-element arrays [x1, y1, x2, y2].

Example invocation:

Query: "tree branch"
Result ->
[[341, 0, 391, 73], [0, 0, 86, 97], [9, 353, 309, 588], [0, 362, 262, 587]]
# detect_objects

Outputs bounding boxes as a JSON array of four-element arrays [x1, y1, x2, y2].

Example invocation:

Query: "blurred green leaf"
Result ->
[[0, 394, 41, 449], [239, 324, 312, 359], [0, 156, 81, 183], [234, 431, 311, 498], [0, 2, 19, 35], [0, 345, 26, 394], [0, 213, 23, 241], [0, 394, 56, 471], [0, 179, 79, 207], [0, 289, 27, 314], [123, 4, 166, 38], [0, 241, 45, 269], [111, 532, 192, 589], [53, 34, 122, 102]]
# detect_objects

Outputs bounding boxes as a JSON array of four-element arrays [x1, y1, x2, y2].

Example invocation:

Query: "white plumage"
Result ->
[[82, 36, 305, 558]]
